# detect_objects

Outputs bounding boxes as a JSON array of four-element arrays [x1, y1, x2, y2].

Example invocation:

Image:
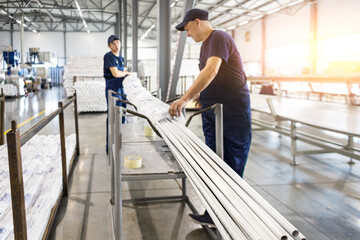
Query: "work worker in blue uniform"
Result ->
[[104, 35, 129, 154], [169, 9, 252, 227]]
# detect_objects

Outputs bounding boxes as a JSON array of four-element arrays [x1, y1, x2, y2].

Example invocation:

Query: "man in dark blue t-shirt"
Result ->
[[169, 8, 252, 227], [104, 35, 129, 154]]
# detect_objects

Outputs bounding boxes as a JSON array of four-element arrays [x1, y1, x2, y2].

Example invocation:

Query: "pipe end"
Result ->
[[292, 230, 299, 237]]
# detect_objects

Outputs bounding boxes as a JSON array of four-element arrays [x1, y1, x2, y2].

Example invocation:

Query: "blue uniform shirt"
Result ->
[[199, 30, 248, 104], [199, 30, 252, 177], [103, 51, 125, 88]]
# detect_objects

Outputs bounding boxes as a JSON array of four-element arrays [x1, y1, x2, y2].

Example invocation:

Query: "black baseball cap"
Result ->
[[175, 8, 209, 31], [108, 35, 119, 44]]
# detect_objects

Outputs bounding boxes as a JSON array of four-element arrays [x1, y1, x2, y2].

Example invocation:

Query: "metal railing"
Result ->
[[252, 97, 360, 165], [6, 93, 80, 240], [248, 75, 360, 104]]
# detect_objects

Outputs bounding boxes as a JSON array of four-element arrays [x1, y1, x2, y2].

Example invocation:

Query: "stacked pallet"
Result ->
[[0, 134, 76, 240], [74, 81, 107, 112], [0, 84, 18, 97], [63, 57, 103, 97]]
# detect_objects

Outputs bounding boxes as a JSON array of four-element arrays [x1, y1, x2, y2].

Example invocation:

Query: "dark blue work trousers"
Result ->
[[105, 82, 126, 152], [201, 99, 252, 177]]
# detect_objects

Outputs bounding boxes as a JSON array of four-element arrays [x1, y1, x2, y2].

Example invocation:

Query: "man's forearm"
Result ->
[[181, 68, 217, 102], [114, 70, 128, 78], [168, 56, 221, 117], [111, 70, 128, 78]]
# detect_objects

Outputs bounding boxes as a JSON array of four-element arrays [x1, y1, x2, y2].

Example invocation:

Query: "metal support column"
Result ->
[[132, 0, 138, 72], [10, 23, 14, 50], [114, 106, 123, 240], [157, 0, 171, 101], [261, 16, 266, 75], [290, 121, 298, 166], [20, 16, 24, 65], [6, 121, 28, 240], [122, 0, 127, 65], [58, 102, 68, 197], [115, 13, 119, 37], [63, 23, 67, 65], [310, 2, 318, 74], [168, 0, 195, 100], [118, 0, 122, 51], [215, 104, 224, 160]]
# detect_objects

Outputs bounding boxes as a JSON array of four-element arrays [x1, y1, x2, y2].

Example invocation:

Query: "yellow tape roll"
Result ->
[[144, 123, 155, 137], [124, 155, 142, 168]]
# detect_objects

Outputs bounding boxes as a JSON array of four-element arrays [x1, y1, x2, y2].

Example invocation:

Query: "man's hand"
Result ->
[[169, 98, 187, 117], [194, 95, 202, 109]]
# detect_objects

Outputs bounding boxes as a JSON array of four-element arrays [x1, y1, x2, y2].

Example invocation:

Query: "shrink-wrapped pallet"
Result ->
[[74, 80, 107, 112], [0, 84, 18, 97], [0, 134, 76, 240], [63, 57, 103, 97]]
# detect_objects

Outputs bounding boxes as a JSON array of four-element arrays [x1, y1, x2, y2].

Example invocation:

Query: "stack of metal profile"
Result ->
[[123, 76, 306, 240], [156, 119, 305, 240]]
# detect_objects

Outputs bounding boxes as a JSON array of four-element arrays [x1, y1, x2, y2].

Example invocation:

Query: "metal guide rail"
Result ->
[[251, 95, 360, 165], [107, 90, 223, 240], [5, 93, 80, 240]]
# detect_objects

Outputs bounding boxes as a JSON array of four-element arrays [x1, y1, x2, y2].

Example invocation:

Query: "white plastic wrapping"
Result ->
[[123, 75, 184, 124], [0, 134, 76, 240], [63, 57, 103, 97], [0, 84, 18, 97], [74, 81, 107, 112]]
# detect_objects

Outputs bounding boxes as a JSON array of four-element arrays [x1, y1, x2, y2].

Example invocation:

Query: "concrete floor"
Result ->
[[3, 87, 360, 240]]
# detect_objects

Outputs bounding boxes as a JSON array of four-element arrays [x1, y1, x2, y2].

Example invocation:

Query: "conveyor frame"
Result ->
[[107, 92, 224, 240], [252, 97, 360, 165]]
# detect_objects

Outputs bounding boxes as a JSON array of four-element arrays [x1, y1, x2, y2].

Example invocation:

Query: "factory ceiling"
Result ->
[[0, 0, 310, 37]]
